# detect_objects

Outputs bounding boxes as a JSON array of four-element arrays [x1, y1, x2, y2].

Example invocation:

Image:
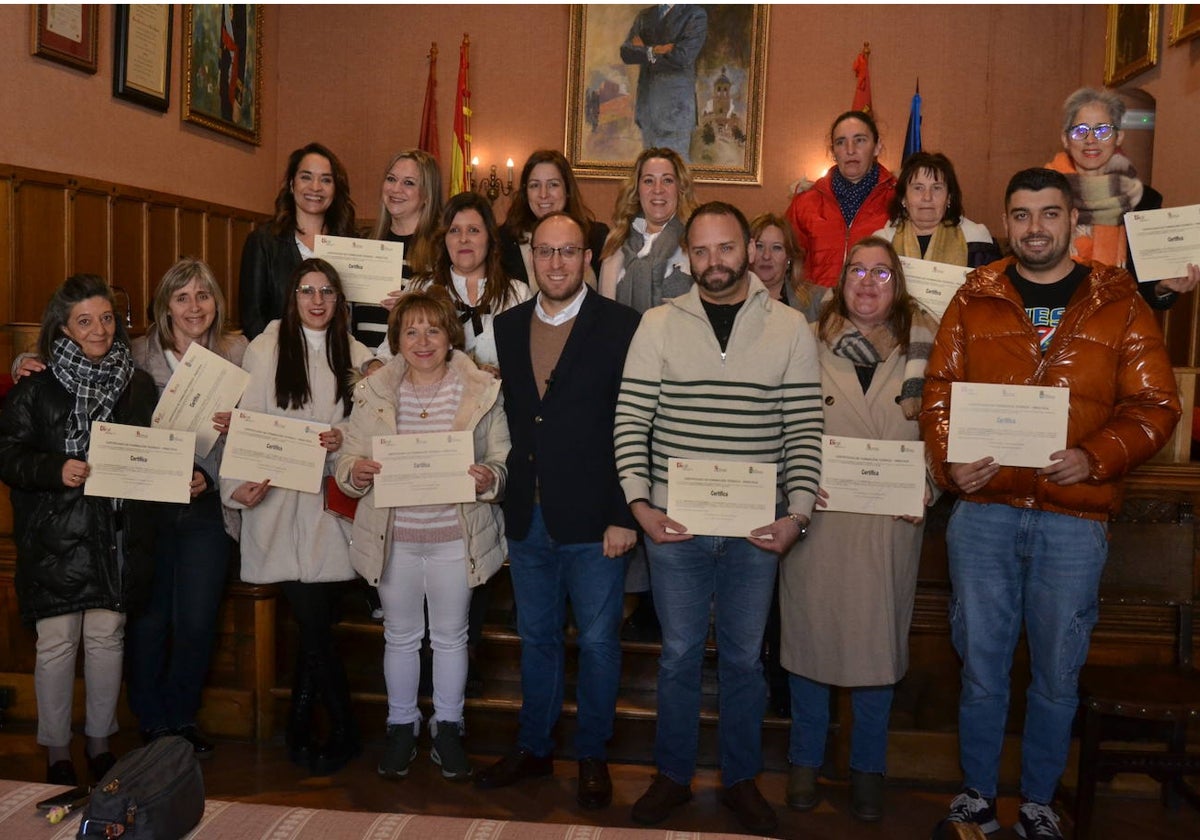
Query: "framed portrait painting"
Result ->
[[1104, 4, 1159, 87], [30, 4, 98, 73], [182, 4, 262, 145], [1168, 5, 1200, 45], [565, 4, 769, 184]]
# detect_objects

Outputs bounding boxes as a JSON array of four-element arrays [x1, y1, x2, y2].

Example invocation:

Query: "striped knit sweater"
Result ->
[[615, 276, 823, 519]]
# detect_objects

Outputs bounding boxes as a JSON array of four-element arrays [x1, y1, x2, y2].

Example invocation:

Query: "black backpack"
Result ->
[[76, 736, 204, 839]]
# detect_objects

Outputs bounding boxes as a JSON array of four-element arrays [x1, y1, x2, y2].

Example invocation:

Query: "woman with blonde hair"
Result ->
[[125, 258, 248, 756], [749, 212, 825, 322], [598, 147, 698, 312], [354, 149, 445, 347]]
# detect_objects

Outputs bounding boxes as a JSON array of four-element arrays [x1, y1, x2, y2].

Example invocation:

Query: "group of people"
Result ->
[[1, 86, 1195, 840]]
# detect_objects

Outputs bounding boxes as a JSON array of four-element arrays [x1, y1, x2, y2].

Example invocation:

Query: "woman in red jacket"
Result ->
[[786, 111, 895, 288]]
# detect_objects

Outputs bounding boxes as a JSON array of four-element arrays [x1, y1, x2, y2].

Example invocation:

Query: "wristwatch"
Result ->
[[787, 512, 808, 541]]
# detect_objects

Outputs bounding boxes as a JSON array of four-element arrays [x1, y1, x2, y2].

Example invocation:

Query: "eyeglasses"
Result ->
[[531, 245, 585, 261], [296, 285, 338, 298], [845, 265, 893, 284], [1067, 122, 1116, 142]]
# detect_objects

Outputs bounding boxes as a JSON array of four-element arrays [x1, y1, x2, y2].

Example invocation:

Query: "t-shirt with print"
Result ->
[[1006, 261, 1090, 353]]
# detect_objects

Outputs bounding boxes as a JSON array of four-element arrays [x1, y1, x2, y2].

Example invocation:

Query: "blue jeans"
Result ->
[[508, 506, 627, 759], [946, 501, 1106, 805], [788, 673, 893, 774], [647, 535, 777, 786], [126, 493, 231, 731]]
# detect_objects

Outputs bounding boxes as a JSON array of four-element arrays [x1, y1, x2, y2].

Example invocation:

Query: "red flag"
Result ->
[[852, 42, 872, 113], [450, 34, 471, 196], [418, 43, 440, 160]]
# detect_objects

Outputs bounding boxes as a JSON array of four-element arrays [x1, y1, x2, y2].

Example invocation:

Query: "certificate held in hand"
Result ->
[[667, 458, 777, 538], [219, 410, 328, 494], [313, 234, 406, 305], [151, 342, 250, 457], [372, 432, 475, 508], [85, 422, 196, 504], [947, 382, 1069, 468]]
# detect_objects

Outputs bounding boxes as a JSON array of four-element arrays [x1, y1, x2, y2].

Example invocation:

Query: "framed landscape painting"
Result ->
[[564, 4, 769, 184], [182, 4, 262, 145]]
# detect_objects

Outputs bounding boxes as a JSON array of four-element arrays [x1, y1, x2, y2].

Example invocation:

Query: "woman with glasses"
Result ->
[[222, 258, 373, 776], [406, 192, 529, 375], [239, 143, 357, 340], [778, 237, 937, 822], [1046, 87, 1198, 306], [501, 150, 608, 291], [874, 152, 1000, 269], [786, 111, 896, 288]]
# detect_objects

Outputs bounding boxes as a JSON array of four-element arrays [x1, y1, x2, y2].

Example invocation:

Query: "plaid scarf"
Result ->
[[824, 305, 937, 420], [830, 163, 881, 227], [50, 336, 134, 456], [1046, 151, 1144, 266]]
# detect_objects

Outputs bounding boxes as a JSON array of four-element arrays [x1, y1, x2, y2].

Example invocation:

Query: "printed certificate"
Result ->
[[947, 382, 1069, 468], [312, 234, 406, 305], [667, 458, 777, 538], [899, 257, 970, 321], [85, 422, 195, 504], [219, 410, 328, 494], [821, 436, 926, 518], [372, 432, 475, 508], [1125, 204, 1200, 283], [151, 342, 250, 457]]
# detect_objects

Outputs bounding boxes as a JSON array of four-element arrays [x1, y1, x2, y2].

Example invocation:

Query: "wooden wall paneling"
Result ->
[[180, 208, 205, 264], [147, 202, 180, 319], [71, 187, 112, 280], [230, 218, 255, 329], [0, 176, 12, 328], [12, 177, 68, 324], [112, 197, 148, 334]]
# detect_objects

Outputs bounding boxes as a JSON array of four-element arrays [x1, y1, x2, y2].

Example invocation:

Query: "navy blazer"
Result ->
[[494, 289, 640, 543]]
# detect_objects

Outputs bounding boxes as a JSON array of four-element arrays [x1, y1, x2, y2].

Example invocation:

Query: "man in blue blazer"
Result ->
[[477, 212, 640, 810]]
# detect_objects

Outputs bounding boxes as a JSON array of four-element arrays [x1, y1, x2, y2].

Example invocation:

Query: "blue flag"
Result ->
[[903, 81, 922, 163]]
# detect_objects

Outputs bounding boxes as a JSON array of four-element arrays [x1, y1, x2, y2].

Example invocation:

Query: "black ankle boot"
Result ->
[[285, 652, 319, 767], [309, 651, 361, 776]]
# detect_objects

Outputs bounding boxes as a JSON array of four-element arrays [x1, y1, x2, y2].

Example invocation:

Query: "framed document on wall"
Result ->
[[182, 4, 263, 145], [113, 4, 173, 111], [30, 4, 98, 73]]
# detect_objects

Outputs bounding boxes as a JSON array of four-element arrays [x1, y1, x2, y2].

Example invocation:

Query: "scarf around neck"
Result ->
[[616, 215, 688, 312], [831, 163, 880, 227], [50, 335, 134, 456], [824, 305, 937, 420], [1046, 150, 1144, 266], [893, 219, 968, 266]]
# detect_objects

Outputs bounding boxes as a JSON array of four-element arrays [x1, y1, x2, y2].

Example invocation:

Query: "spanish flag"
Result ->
[[450, 34, 471, 196]]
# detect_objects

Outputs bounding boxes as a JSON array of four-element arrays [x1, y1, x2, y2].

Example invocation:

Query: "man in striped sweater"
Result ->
[[615, 201, 823, 833]]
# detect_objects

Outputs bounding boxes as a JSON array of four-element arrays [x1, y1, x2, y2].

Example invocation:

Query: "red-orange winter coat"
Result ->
[[786, 164, 896, 288], [919, 257, 1180, 520]]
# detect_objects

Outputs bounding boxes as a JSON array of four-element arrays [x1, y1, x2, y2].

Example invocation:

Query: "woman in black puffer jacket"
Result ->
[[0, 274, 157, 789]]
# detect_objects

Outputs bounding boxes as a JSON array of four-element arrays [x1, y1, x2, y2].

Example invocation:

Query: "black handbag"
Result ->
[[76, 735, 204, 839]]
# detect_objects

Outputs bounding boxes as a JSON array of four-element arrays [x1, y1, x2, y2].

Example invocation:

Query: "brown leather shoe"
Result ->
[[474, 747, 553, 789], [631, 774, 691, 825], [576, 757, 612, 809], [721, 778, 778, 834]]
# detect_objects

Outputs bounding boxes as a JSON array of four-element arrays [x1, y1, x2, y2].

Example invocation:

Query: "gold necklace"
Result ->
[[407, 371, 447, 419]]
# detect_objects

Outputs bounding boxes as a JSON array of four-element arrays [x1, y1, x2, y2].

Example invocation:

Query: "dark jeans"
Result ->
[[126, 493, 231, 731]]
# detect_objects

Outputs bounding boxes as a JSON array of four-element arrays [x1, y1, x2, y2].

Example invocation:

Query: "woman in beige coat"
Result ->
[[779, 236, 937, 821], [335, 289, 509, 784]]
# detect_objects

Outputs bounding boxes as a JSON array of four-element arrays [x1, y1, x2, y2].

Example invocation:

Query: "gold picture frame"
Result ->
[[30, 4, 99, 73], [1167, 4, 1200, 45], [182, 4, 263, 145], [1104, 4, 1159, 87], [564, 4, 769, 184]]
